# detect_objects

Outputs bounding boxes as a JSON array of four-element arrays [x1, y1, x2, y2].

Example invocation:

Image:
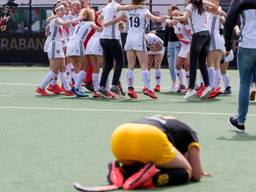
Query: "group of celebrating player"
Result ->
[[35, 0, 255, 102]]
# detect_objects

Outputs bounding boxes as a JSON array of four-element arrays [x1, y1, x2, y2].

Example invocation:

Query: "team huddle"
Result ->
[[35, 0, 252, 101]]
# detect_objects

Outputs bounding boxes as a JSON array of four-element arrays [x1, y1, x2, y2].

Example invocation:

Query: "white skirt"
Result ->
[[47, 40, 65, 59], [124, 33, 147, 52], [178, 43, 190, 59], [66, 39, 85, 57], [148, 47, 165, 55], [44, 36, 51, 53], [84, 37, 103, 56], [209, 33, 225, 51]]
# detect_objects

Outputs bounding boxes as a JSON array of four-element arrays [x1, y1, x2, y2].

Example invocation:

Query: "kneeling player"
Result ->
[[108, 116, 209, 190]]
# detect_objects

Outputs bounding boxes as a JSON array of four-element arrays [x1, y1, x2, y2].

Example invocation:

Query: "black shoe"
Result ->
[[84, 81, 94, 92], [229, 116, 245, 131], [223, 86, 232, 95]]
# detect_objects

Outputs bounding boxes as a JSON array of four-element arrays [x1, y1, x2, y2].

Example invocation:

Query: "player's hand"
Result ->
[[201, 171, 212, 177], [224, 51, 230, 57]]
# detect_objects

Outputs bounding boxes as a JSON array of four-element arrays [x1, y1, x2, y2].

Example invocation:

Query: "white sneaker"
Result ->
[[170, 84, 178, 93], [183, 89, 196, 99], [200, 86, 212, 99]]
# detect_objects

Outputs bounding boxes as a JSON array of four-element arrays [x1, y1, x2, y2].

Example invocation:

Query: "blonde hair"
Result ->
[[79, 8, 94, 21]]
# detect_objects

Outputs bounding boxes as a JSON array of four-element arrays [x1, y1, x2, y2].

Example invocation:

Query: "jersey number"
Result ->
[[129, 16, 140, 28]]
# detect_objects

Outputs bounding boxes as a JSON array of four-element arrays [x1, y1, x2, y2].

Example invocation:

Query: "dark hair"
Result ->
[[132, 0, 145, 5], [53, 3, 58, 15], [168, 5, 180, 12], [191, 0, 205, 15]]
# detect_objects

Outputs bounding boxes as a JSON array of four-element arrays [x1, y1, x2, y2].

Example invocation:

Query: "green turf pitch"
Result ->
[[0, 67, 256, 192]]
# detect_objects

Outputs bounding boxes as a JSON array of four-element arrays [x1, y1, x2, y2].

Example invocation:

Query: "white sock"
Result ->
[[155, 69, 161, 86], [142, 70, 151, 90], [215, 69, 221, 88], [222, 73, 231, 88], [208, 67, 216, 88], [73, 73, 78, 83], [66, 63, 74, 83], [177, 70, 184, 86], [50, 73, 58, 86], [60, 72, 70, 91], [127, 69, 135, 88], [105, 77, 110, 91], [39, 71, 56, 89], [75, 71, 86, 89], [92, 73, 99, 92]]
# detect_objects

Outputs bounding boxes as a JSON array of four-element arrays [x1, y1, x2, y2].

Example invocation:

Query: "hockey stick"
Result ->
[[73, 182, 120, 192]]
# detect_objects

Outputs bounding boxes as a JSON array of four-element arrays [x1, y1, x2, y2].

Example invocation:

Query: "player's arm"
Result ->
[[46, 15, 57, 25], [91, 23, 103, 32], [172, 10, 190, 23], [116, 5, 144, 12], [104, 13, 126, 27], [55, 17, 78, 26], [146, 12, 167, 23]]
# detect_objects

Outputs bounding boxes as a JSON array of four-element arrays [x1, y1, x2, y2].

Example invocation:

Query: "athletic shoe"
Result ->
[[98, 87, 115, 99], [250, 90, 256, 101], [47, 84, 61, 95], [207, 87, 221, 99], [223, 86, 232, 95], [183, 89, 196, 99], [71, 87, 88, 97], [110, 86, 123, 98], [229, 116, 245, 131], [200, 86, 212, 99], [107, 161, 124, 188], [143, 89, 158, 99], [154, 85, 160, 92], [59, 85, 65, 93], [93, 92, 101, 98], [169, 84, 178, 93], [84, 81, 94, 92], [64, 90, 74, 96], [123, 163, 159, 190], [177, 85, 186, 93], [35, 87, 49, 96], [196, 85, 205, 97], [128, 87, 138, 99], [118, 81, 125, 96]]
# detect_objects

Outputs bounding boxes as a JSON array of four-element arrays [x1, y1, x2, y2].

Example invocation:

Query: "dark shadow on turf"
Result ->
[[217, 131, 256, 142], [176, 98, 221, 103]]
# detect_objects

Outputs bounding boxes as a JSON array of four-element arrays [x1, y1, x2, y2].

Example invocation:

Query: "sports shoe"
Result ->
[[47, 84, 61, 95], [84, 81, 94, 92], [196, 84, 205, 97], [98, 87, 115, 99], [229, 116, 245, 131], [143, 88, 158, 99], [183, 89, 196, 99], [128, 87, 138, 99], [71, 87, 88, 97], [107, 161, 124, 188], [123, 163, 159, 190], [250, 90, 256, 101], [207, 87, 221, 99], [110, 86, 123, 98], [223, 86, 232, 95], [64, 90, 74, 96], [93, 92, 101, 98], [169, 84, 178, 93], [154, 85, 160, 92], [200, 86, 212, 99], [35, 87, 49, 96]]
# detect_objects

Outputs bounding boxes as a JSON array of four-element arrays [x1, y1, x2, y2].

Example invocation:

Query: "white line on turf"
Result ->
[[0, 95, 13, 97], [0, 106, 255, 117]]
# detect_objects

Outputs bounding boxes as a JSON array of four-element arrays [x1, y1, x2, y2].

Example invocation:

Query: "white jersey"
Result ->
[[100, 1, 123, 39], [239, 9, 256, 49], [207, 13, 220, 35], [49, 18, 63, 41], [173, 23, 192, 45], [185, 3, 208, 34], [126, 8, 150, 35], [68, 13, 79, 37], [69, 21, 93, 41]]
